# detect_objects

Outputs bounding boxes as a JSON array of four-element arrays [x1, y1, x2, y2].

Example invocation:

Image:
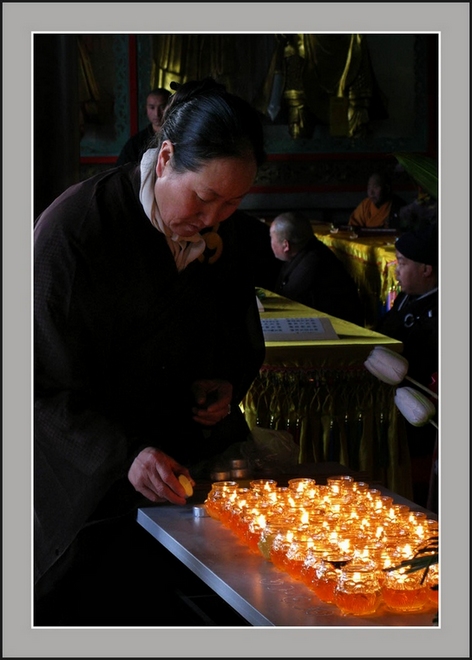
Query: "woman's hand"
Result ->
[[191, 379, 233, 426], [128, 447, 195, 505]]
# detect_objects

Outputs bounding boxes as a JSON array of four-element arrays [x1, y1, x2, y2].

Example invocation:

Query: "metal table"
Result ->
[[137, 492, 437, 627]]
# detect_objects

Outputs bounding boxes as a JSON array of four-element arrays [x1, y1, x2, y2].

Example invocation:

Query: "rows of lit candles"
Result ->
[[204, 476, 438, 616]]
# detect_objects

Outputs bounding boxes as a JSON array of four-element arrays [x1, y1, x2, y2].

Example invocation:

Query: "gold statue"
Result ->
[[150, 34, 386, 140]]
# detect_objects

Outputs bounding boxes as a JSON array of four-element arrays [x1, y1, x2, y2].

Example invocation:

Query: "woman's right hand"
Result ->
[[127, 447, 195, 505]]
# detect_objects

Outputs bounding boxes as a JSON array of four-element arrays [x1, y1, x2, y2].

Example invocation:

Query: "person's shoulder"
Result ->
[[416, 289, 439, 313], [131, 124, 154, 143], [39, 168, 118, 210], [117, 125, 154, 165], [124, 132, 144, 153], [291, 239, 333, 273], [307, 235, 340, 259], [389, 291, 408, 311], [349, 197, 370, 224], [35, 167, 134, 235]]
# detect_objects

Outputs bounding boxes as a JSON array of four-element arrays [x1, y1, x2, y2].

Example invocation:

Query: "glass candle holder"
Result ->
[[284, 531, 316, 581], [426, 563, 439, 607], [269, 526, 299, 572], [365, 488, 383, 510], [378, 495, 394, 510], [385, 503, 410, 525], [349, 481, 369, 507], [327, 475, 356, 505], [352, 480, 369, 492], [237, 502, 269, 546], [288, 501, 320, 529], [424, 519, 439, 535], [334, 559, 382, 616], [204, 481, 238, 520], [268, 486, 291, 505], [299, 543, 330, 589], [407, 510, 427, 525], [257, 516, 295, 561], [352, 539, 385, 565], [287, 477, 318, 498], [327, 474, 355, 492], [219, 487, 250, 529], [316, 484, 331, 504], [245, 511, 270, 554], [230, 503, 253, 541], [383, 528, 416, 561], [381, 566, 431, 612], [311, 554, 352, 604], [249, 479, 278, 499]]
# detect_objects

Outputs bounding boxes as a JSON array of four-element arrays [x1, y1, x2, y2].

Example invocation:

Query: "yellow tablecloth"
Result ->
[[313, 225, 398, 328], [242, 290, 413, 499]]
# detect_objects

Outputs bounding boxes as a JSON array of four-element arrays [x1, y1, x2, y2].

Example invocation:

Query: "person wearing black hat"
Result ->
[[378, 224, 438, 384], [377, 223, 438, 510]]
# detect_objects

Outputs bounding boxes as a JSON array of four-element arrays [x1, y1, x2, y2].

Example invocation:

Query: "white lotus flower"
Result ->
[[365, 346, 439, 401], [364, 346, 409, 385], [394, 387, 437, 427]]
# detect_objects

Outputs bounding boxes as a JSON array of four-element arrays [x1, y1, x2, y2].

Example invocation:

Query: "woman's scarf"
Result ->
[[139, 149, 206, 271]]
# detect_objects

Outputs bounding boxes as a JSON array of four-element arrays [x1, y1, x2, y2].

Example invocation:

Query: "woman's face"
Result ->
[[154, 141, 257, 237]]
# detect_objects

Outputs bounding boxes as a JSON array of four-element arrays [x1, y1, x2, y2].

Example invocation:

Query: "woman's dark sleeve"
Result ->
[[34, 207, 132, 584]]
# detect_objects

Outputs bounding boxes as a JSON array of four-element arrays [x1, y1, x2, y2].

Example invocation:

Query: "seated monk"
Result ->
[[270, 211, 364, 326], [349, 172, 407, 229]]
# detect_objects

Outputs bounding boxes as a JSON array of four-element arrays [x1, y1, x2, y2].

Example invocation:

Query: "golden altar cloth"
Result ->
[[313, 225, 398, 328], [242, 290, 413, 499]]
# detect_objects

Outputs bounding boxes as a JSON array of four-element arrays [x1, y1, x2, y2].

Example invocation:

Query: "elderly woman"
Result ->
[[34, 78, 266, 624]]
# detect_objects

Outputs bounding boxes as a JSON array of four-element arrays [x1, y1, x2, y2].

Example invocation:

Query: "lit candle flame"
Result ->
[[339, 539, 350, 553], [257, 514, 266, 528], [415, 524, 425, 537]]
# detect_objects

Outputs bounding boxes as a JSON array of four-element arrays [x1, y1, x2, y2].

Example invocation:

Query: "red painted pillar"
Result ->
[[128, 34, 139, 135]]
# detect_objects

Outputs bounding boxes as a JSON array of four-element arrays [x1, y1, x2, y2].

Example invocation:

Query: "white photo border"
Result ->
[[3, 2, 469, 657]]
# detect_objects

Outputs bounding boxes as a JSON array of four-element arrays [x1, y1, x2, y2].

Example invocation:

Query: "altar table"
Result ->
[[312, 224, 399, 328], [242, 290, 413, 499]]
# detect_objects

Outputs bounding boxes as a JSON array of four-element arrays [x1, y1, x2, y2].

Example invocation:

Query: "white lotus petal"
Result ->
[[364, 346, 409, 385], [394, 386, 436, 426]]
